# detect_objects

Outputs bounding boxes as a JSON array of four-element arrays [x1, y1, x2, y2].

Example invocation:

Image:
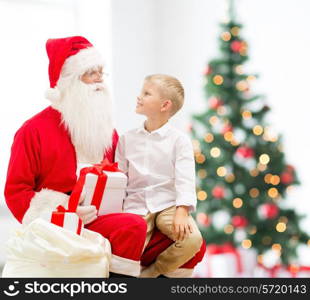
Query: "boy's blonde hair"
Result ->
[[145, 74, 184, 116]]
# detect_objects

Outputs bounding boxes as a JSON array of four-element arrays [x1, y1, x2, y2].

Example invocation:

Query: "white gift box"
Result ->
[[207, 252, 240, 277], [193, 245, 257, 278], [77, 163, 127, 215], [254, 264, 294, 278], [40, 210, 83, 235], [237, 247, 257, 277]]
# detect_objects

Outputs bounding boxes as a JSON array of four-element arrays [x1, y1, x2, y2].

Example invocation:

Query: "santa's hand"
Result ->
[[76, 205, 98, 224]]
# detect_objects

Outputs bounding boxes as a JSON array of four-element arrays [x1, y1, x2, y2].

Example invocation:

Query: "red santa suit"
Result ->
[[4, 106, 148, 276]]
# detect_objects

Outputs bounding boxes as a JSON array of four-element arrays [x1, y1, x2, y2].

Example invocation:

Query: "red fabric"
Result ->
[[46, 36, 93, 88], [4, 106, 118, 223], [50, 212, 65, 227], [86, 213, 147, 261], [141, 229, 206, 269]]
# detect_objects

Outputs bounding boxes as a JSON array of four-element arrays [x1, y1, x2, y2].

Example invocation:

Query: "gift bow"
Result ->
[[206, 243, 243, 277]]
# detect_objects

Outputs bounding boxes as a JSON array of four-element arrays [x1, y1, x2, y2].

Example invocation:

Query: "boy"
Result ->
[[116, 74, 203, 278]]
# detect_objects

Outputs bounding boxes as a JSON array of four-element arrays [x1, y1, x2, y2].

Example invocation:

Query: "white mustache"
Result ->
[[89, 83, 105, 91]]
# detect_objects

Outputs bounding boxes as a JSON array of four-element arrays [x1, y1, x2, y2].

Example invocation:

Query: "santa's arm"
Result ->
[[4, 123, 69, 224]]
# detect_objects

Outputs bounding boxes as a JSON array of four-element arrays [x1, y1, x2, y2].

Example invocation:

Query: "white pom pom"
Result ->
[[45, 87, 61, 102]]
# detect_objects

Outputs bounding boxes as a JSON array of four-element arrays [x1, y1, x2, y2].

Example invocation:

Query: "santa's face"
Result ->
[[80, 66, 105, 86], [51, 68, 114, 164]]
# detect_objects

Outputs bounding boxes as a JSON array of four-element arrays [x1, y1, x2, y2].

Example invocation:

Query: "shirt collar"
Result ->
[[136, 121, 171, 137]]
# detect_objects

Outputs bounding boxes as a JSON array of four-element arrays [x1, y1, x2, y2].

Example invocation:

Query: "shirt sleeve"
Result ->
[[174, 135, 197, 212], [4, 123, 40, 223], [115, 134, 128, 175]]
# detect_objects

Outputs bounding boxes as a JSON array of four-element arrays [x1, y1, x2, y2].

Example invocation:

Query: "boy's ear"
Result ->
[[161, 99, 173, 113]]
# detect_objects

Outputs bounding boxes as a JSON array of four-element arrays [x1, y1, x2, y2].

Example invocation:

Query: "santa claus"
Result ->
[[4, 36, 205, 277]]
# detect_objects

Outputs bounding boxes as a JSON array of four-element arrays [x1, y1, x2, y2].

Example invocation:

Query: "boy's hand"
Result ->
[[173, 206, 193, 241]]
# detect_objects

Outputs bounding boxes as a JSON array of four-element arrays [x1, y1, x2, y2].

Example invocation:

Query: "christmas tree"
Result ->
[[191, 1, 309, 265]]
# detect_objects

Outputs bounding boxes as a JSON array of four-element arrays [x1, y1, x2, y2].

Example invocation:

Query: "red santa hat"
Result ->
[[45, 36, 104, 101]]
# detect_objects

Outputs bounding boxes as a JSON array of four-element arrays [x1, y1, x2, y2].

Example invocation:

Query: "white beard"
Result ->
[[51, 76, 114, 164]]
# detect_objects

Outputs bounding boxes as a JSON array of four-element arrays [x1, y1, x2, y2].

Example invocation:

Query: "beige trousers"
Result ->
[[143, 206, 203, 274]]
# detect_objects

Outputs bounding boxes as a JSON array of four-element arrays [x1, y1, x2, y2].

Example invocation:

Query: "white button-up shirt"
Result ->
[[115, 122, 197, 216]]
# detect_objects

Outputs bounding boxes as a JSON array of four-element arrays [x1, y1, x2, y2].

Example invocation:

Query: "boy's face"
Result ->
[[136, 80, 166, 117]]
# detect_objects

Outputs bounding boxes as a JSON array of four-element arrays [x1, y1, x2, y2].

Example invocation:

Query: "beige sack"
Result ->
[[2, 218, 111, 277]]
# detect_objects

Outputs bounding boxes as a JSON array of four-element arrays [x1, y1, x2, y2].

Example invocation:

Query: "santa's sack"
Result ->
[[2, 218, 111, 278]]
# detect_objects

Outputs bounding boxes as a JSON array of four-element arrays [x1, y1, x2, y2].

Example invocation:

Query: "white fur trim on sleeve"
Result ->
[[22, 188, 69, 225]]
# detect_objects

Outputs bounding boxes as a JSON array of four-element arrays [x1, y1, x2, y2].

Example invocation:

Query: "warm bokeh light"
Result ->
[[224, 131, 234, 142], [209, 116, 219, 125], [249, 188, 259, 198], [197, 190, 208, 201], [197, 169, 207, 179], [268, 187, 279, 198], [272, 243, 282, 252], [259, 154, 270, 165], [210, 147, 221, 158], [217, 166, 227, 177], [242, 110, 252, 119], [242, 239, 252, 249], [236, 80, 248, 91], [213, 75, 224, 85], [230, 26, 240, 36], [250, 169, 259, 177], [276, 222, 287, 232], [221, 31, 231, 41], [204, 133, 214, 143], [224, 224, 234, 234], [225, 173, 235, 183], [195, 153, 206, 164], [253, 125, 263, 135], [257, 163, 267, 171], [264, 173, 272, 184], [233, 197, 243, 208], [248, 226, 257, 235], [270, 175, 280, 185]]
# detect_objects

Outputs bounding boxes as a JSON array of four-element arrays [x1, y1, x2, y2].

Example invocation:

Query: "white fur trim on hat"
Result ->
[[45, 87, 61, 102], [61, 47, 104, 78], [22, 188, 69, 225]]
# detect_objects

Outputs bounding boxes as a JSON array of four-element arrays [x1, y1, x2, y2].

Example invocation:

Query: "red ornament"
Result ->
[[286, 165, 295, 172], [231, 216, 248, 228], [259, 203, 279, 219], [196, 213, 211, 227], [212, 186, 225, 199], [209, 97, 223, 109], [231, 40, 242, 52], [204, 65, 213, 75], [280, 172, 294, 185], [187, 123, 193, 133], [236, 146, 254, 159]]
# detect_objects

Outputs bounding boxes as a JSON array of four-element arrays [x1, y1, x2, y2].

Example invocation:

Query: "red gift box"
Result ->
[[47, 164, 88, 235]]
